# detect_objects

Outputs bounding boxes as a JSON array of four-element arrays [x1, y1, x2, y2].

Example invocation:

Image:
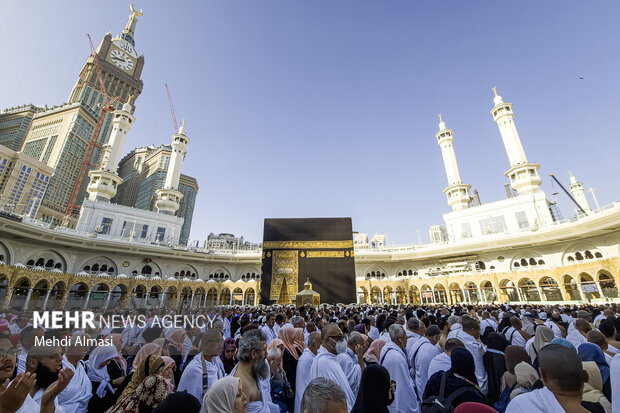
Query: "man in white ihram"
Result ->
[[380, 324, 420, 413], [310, 323, 356, 412]]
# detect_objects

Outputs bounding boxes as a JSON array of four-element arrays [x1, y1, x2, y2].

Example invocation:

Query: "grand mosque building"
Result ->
[[0, 7, 618, 310]]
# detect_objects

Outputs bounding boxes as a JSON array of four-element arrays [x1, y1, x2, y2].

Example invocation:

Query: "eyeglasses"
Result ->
[[390, 380, 396, 394]]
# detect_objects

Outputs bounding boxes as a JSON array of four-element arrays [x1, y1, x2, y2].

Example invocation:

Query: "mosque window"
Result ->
[[595, 252, 603, 258], [475, 261, 486, 271], [520, 258, 528, 266], [513, 262, 520, 268], [538, 260, 545, 265], [585, 250, 594, 259], [567, 256, 574, 262], [515, 211, 529, 229], [479, 216, 507, 235], [575, 252, 584, 261], [461, 223, 472, 239], [529, 258, 537, 266]]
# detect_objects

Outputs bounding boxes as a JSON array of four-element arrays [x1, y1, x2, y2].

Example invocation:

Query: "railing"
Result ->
[[6, 201, 620, 255]]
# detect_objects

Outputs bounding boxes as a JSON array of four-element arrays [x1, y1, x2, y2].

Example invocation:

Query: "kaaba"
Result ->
[[260, 218, 356, 305]]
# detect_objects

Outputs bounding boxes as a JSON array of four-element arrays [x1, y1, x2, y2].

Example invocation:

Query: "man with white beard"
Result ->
[[232, 329, 279, 413], [310, 323, 355, 412], [380, 324, 420, 413]]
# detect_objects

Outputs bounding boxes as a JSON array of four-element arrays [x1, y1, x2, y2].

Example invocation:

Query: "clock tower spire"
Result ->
[[68, 4, 145, 112]]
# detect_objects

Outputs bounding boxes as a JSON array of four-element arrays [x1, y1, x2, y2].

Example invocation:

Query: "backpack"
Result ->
[[494, 382, 517, 413], [420, 371, 480, 413]]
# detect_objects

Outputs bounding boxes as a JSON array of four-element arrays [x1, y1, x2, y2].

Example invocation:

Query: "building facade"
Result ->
[[114, 145, 198, 245], [0, 145, 55, 218], [0, 105, 43, 151], [13, 7, 145, 226]]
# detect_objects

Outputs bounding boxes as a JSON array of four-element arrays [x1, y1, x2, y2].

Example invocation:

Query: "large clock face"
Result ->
[[109, 49, 134, 71]]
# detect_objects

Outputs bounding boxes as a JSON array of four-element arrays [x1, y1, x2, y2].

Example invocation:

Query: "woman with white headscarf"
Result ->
[[86, 345, 121, 413], [202, 376, 248, 413], [527, 326, 554, 368]]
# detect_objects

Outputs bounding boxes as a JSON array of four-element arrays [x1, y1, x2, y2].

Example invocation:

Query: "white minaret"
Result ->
[[436, 114, 471, 211], [569, 171, 591, 212], [86, 99, 134, 201], [155, 120, 189, 215], [491, 87, 542, 195]]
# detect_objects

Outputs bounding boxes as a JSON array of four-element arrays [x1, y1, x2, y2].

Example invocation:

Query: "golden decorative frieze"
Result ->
[[305, 251, 346, 258], [263, 240, 353, 250]]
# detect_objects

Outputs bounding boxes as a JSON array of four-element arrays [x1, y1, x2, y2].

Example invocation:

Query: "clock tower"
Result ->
[[68, 4, 145, 113]]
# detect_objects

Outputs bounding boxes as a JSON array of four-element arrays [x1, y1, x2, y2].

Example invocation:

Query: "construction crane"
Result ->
[[165, 83, 179, 133], [62, 34, 120, 226]]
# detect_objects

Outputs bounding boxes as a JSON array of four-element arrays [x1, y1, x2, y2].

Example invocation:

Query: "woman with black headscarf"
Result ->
[[351, 364, 392, 413], [423, 347, 492, 409], [483, 333, 508, 403]]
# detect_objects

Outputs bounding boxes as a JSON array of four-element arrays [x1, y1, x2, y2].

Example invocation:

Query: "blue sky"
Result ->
[[2, 1, 619, 245]]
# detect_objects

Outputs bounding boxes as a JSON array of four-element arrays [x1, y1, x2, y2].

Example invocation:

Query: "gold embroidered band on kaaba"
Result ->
[[263, 240, 354, 249]]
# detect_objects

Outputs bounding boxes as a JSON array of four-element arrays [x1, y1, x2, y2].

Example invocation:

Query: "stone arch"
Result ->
[[448, 282, 464, 304], [178, 286, 193, 309], [408, 285, 421, 305], [383, 286, 394, 304], [433, 283, 447, 304], [132, 262, 163, 277], [108, 284, 128, 309], [232, 288, 243, 306], [365, 266, 388, 279], [562, 242, 604, 266], [163, 286, 178, 307], [480, 280, 496, 303], [66, 282, 89, 310], [420, 284, 433, 304], [219, 287, 231, 305], [9, 277, 31, 309], [539, 276, 562, 301], [499, 279, 519, 302], [370, 286, 382, 304], [518, 278, 541, 302], [206, 287, 218, 307], [395, 286, 407, 304], [24, 250, 68, 272], [244, 288, 256, 306], [579, 272, 601, 300], [0, 240, 12, 265], [208, 267, 231, 280], [77, 256, 118, 276], [357, 286, 369, 304], [509, 249, 544, 271], [47, 281, 66, 310], [28, 279, 50, 310], [175, 264, 199, 279], [87, 283, 110, 309], [239, 267, 261, 282], [598, 270, 618, 299], [464, 282, 479, 303], [563, 275, 581, 301]]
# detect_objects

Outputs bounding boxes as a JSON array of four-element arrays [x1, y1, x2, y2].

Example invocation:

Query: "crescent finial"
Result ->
[[130, 4, 143, 16], [438, 113, 443, 123], [492, 86, 498, 97]]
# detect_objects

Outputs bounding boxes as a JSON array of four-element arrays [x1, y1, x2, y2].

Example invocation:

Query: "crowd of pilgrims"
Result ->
[[2, 304, 620, 412]]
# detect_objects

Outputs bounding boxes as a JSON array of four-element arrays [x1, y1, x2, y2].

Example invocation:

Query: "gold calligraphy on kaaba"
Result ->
[[263, 240, 353, 249], [270, 250, 299, 303], [305, 251, 345, 258]]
